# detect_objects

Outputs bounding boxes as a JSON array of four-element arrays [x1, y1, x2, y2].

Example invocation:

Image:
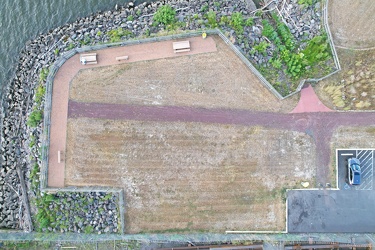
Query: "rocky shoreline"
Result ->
[[0, 0, 328, 233]]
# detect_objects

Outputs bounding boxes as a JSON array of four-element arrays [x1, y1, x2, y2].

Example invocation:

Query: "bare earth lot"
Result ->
[[65, 36, 307, 232], [70, 36, 297, 113], [65, 118, 315, 233], [329, 0, 375, 48]]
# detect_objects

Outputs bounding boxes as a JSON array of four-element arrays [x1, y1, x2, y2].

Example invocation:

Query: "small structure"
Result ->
[[115, 55, 129, 61], [172, 40, 190, 53], [80, 53, 97, 65]]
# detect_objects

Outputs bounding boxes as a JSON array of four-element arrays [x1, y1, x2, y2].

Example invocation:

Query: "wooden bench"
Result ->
[[57, 150, 62, 163], [80, 53, 97, 65], [173, 41, 190, 53], [115, 55, 129, 61]]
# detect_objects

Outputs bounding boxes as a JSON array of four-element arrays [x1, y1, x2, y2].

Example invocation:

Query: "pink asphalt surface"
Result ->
[[291, 85, 333, 113], [48, 36, 217, 187]]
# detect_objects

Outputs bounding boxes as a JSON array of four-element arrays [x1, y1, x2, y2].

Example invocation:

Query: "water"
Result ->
[[0, 0, 149, 99]]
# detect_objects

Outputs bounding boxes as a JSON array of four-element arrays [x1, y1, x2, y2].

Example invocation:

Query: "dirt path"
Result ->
[[68, 100, 375, 185], [329, 0, 375, 48]]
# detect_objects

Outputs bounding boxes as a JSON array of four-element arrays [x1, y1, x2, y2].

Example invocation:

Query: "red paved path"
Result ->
[[48, 36, 217, 187], [69, 100, 375, 185], [291, 85, 333, 113]]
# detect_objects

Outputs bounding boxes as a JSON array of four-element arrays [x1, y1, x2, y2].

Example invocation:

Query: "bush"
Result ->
[[27, 110, 43, 127], [153, 5, 176, 26], [205, 10, 217, 28], [230, 12, 245, 34], [39, 68, 49, 83], [107, 28, 133, 42], [35, 84, 45, 105], [302, 35, 330, 66]]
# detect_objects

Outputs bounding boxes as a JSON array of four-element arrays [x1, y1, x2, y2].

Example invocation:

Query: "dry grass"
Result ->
[[315, 48, 375, 110], [65, 118, 316, 233], [69, 36, 298, 113], [329, 0, 375, 48]]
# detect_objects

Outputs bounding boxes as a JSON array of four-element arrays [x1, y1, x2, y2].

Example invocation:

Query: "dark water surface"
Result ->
[[0, 0, 149, 97]]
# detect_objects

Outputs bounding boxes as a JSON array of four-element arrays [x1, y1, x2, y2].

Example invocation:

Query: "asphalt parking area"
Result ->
[[337, 149, 374, 190], [287, 190, 375, 233]]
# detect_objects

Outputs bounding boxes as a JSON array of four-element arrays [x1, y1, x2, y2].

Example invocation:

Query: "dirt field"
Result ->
[[329, 0, 375, 48], [331, 126, 375, 149], [315, 48, 375, 110], [65, 118, 315, 233], [69, 36, 298, 113]]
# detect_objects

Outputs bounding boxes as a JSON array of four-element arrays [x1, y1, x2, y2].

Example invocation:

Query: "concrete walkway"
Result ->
[[48, 36, 217, 187]]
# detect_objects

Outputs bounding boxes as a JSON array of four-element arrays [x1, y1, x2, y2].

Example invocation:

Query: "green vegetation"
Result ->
[[107, 27, 133, 42], [200, 3, 209, 13], [229, 12, 245, 34], [27, 110, 43, 127], [35, 84, 46, 105], [261, 14, 331, 81], [253, 41, 269, 55], [298, 0, 315, 7], [205, 10, 218, 28], [127, 15, 134, 21], [153, 5, 176, 26], [66, 42, 75, 50], [39, 67, 49, 83]]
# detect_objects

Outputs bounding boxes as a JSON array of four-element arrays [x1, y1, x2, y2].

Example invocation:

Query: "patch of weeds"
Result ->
[[127, 15, 134, 21], [219, 15, 229, 26], [84, 225, 94, 234], [35, 84, 46, 105], [80, 35, 91, 46], [200, 3, 209, 13], [245, 18, 254, 27], [66, 43, 75, 50], [230, 12, 245, 34], [205, 10, 218, 28], [298, 0, 316, 7], [27, 109, 43, 127], [39, 67, 49, 83], [107, 28, 133, 42], [153, 4, 176, 26], [253, 41, 269, 55], [97, 30, 102, 36], [54, 48, 59, 55], [136, 9, 142, 16], [213, 1, 221, 8]]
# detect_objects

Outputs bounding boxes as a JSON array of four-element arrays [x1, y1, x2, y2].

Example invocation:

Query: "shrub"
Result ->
[[245, 18, 254, 27], [153, 5, 176, 26], [302, 35, 330, 66], [253, 41, 269, 55], [107, 28, 133, 42], [27, 110, 43, 127], [205, 10, 217, 28], [39, 68, 49, 83], [84, 225, 94, 234], [230, 12, 245, 34], [35, 84, 46, 105]]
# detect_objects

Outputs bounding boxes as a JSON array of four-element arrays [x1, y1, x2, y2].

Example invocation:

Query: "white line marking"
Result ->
[[341, 153, 353, 156]]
